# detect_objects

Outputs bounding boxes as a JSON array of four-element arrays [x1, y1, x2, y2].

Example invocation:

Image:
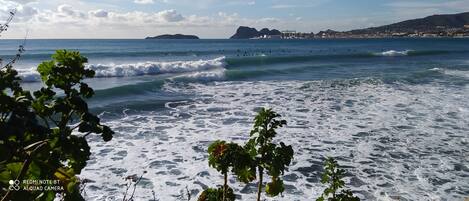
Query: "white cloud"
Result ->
[[156, 9, 184, 22], [16, 4, 37, 17], [0, 0, 37, 21], [57, 5, 74, 16], [271, 4, 298, 9], [257, 17, 278, 23], [0, 1, 314, 39], [271, 0, 329, 9], [134, 0, 155, 5], [0, 0, 18, 11], [10, 0, 36, 3], [89, 9, 108, 18], [225, 0, 256, 6], [57, 4, 86, 18]]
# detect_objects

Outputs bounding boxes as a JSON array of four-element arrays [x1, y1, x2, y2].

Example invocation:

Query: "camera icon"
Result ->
[[8, 180, 20, 191]]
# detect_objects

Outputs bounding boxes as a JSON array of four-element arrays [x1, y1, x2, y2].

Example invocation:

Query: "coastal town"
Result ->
[[236, 12, 469, 39], [254, 25, 469, 39]]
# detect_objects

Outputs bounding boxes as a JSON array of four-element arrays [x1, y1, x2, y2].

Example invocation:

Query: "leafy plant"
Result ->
[[317, 158, 360, 201], [199, 140, 255, 201], [0, 50, 114, 200], [198, 186, 234, 201], [245, 108, 294, 201]]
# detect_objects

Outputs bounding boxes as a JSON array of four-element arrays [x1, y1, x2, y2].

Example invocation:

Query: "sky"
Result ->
[[0, 0, 469, 39]]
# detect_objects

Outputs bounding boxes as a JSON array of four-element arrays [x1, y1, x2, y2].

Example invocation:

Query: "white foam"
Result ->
[[89, 57, 226, 78], [15, 57, 227, 82], [429, 68, 469, 79], [375, 50, 411, 56], [171, 68, 226, 82], [17, 68, 41, 82], [442, 69, 469, 79], [79, 80, 469, 201]]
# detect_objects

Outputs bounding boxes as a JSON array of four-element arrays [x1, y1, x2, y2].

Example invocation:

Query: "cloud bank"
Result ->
[[0, 0, 293, 38]]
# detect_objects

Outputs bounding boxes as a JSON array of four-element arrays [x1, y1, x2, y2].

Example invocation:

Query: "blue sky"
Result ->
[[1, 0, 469, 38]]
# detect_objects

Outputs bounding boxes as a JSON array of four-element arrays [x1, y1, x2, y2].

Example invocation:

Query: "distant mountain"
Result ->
[[146, 34, 199, 39], [230, 26, 281, 39], [349, 12, 469, 34]]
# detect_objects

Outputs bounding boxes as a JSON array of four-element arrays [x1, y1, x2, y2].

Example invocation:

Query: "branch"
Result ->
[[2, 42, 26, 69], [58, 111, 74, 130], [122, 179, 132, 201], [0, 9, 15, 35], [71, 123, 80, 132], [129, 172, 145, 201], [122, 171, 146, 201], [83, 132, 92, 138]]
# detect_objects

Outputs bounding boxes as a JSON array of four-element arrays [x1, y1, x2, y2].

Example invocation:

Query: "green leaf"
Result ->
[[37, 61, 55, 82], [198, 187, 235, 201], [265, 177, 284, 196]]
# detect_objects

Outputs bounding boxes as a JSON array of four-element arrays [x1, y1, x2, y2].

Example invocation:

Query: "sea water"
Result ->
[[2, 38, 469, 200]]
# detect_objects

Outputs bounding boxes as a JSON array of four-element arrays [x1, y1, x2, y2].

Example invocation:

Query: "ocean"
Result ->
[[3, 38, 469, 200]]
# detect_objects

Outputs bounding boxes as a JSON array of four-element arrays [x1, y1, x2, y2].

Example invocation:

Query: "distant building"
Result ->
[[263, 35, 281, 39], [281, 30, 296, 39], [464, 25, 469, 29], [392, 32, 408, 37], [422, 33, 438, 37], [251, 34, 282, 39]]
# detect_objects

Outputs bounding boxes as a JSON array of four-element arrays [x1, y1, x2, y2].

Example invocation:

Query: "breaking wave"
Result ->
[[89, 57, 226, 77], [374, 50, 412, 56], [17, 57, 227, 82], [14, 49, 464, 83]]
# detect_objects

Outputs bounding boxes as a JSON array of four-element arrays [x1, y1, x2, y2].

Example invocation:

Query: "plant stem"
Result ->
[[256, 167, 263, 201], [223, 172, 228, 201]]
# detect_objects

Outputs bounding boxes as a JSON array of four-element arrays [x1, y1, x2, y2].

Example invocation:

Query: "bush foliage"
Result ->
[[0, 50, 114, 200]]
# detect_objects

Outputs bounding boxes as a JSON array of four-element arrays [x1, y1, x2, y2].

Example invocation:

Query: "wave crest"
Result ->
[[17, 57, 227, 82], [374, 50, 411, 57], [90, 57, 226, 77]]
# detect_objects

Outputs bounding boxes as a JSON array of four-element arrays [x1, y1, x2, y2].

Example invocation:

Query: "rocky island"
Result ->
[[145, 34, 199, 39], [230, 26, 282, 39]]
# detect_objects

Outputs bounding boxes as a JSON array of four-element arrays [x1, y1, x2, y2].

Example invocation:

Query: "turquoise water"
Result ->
[[3, 39, 469, 200]]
